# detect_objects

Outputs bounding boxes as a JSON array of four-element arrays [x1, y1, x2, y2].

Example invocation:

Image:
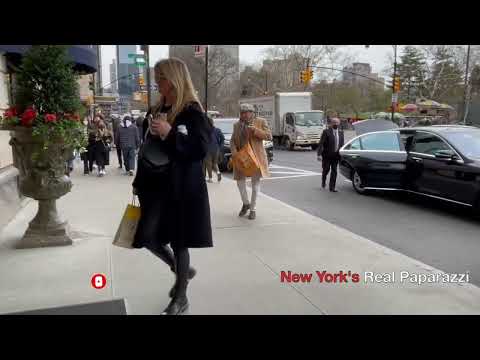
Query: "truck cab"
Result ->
[[283, 110, 324, 150]]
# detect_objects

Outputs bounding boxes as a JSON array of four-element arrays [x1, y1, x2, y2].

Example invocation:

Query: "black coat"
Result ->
[[317, 128, 344, 160], [132, 102, 213, 250], [117, 124, 140, 149]]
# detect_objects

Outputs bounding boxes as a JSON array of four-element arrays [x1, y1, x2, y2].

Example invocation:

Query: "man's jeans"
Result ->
[[122, 147, 136, 172], [236, 173, 261, 211]]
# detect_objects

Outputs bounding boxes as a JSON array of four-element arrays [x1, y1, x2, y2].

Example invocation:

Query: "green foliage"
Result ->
[[3, 45, 86, 154], [313, 82, 391, 115], [15, 45, 81, 114], [397, 46, 427, 103]]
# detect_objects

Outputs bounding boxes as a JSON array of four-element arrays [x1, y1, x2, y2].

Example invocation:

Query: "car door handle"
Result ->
[[411, 157, 423, 163], [345, 154, 359, 158]]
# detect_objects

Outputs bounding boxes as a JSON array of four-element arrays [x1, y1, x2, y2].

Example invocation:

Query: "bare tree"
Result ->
[[208, 47, 238, 88], [259, 45, 349, 91], [207, 47, 239, 116]]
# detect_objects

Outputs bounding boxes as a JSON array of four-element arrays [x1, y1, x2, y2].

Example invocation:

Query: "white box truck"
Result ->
[[239, 92, 324, 150]]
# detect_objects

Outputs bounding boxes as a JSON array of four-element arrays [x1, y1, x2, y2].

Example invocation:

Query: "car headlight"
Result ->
[[224, 139, 230, 146], [296, 135, 306, 140]]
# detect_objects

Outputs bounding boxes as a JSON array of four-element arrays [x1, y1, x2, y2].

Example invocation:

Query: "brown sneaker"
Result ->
[[239, 204, 250, 217], [248, 210, 256, 220]]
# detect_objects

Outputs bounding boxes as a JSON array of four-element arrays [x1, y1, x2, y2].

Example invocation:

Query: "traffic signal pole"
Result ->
[[463, 44, 471, 124], [391, 45, 398, 123], [143, 45, 152, 109], [205, 45, 209, 112]]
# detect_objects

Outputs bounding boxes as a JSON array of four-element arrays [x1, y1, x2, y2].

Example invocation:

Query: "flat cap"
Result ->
[[240, 103, 255, 112]]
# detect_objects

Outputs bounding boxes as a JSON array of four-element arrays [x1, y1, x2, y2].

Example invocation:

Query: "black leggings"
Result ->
[[150, 245, 190, 299]]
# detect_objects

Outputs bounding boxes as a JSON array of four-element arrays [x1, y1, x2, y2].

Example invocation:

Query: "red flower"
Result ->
[[44, 114, 57, 123], [4, 107, 18, 118], [21, 108, 37, 127]]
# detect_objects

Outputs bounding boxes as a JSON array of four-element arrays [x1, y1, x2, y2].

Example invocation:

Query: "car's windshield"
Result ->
[[443, 129, 480, 159], [295, 112, 324, 127], [214, 120, 234, 134]]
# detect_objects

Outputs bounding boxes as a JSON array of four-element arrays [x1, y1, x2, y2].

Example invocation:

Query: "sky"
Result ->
[[100, 45, 397, 88]]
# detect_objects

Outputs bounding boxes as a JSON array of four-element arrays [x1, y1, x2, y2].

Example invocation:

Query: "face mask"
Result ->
[[332, 125, 339, 129]]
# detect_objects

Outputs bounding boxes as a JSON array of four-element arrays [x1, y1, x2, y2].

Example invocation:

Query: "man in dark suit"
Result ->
[[317, 117, 344, 192]]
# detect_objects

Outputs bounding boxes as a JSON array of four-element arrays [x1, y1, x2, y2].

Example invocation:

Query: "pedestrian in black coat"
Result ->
[[132, 57, 213, 315], [117, 115, 140, 175], [317, 117, 344, 192], [203, 115, 224, 183]]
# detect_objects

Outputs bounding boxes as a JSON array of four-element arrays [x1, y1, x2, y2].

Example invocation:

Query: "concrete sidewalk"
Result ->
[[1, 155, 480, 315]]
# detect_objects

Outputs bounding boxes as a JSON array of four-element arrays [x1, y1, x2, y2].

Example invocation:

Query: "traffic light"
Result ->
[[393, 76, 401, 93], [300, 70, 307, 84], [300, 67, 314, 84]]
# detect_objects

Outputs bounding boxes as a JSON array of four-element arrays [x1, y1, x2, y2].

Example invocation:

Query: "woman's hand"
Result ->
[[150, 115, 172, 139]]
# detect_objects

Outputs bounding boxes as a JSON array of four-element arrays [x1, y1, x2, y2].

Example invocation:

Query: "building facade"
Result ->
[[116, 45, 138, 97], [342, 62, 385, 91], [110, 60, 118, 94]]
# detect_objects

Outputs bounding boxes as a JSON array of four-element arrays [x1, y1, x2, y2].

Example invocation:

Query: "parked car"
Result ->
[[214, 118, 274, 172], [339, 125, 480, 215]]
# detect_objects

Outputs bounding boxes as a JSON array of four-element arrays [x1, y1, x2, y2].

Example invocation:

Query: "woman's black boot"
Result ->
[[169, 266, 197, 298], [161, 295, 189, 315]]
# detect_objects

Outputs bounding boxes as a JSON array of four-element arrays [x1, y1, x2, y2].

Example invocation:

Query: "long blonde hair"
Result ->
[[153, 57, 204, 124]]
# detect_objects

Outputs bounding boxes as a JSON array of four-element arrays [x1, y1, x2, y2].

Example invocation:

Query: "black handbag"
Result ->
[[138, 127, 170, 173]]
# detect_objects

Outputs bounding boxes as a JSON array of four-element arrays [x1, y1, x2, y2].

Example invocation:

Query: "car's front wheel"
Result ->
[[352, 170, 369, 195], [311, 144, 319, 151]]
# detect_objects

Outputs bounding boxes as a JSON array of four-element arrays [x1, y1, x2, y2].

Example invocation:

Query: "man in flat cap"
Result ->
[[230, 104, 272, 220]]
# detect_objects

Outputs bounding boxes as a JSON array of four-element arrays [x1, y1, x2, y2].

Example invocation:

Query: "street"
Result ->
[[224, 136, 480, 287]]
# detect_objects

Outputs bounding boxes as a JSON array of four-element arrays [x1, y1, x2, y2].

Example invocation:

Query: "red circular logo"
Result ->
[[91, 274, 107, 289]]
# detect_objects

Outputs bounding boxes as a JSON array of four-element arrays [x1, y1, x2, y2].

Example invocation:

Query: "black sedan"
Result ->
[[339, 125, 480, 214], [214, 118, 274, 172]]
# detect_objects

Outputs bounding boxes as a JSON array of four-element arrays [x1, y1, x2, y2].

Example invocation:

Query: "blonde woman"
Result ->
[[132, 58, 213, 315]]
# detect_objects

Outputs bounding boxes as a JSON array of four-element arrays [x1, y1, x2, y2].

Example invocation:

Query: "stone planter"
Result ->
[[4, 126, 73, 248]]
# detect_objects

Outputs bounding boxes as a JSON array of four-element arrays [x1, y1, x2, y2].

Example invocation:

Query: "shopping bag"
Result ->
[[232, 142, 260, 177], [112, 197, 141, 249]]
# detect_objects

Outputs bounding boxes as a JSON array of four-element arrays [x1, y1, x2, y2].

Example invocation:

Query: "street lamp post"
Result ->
[[141, 45, 151, 109], [463, 44, 471, 124], [391, 45, 398, 123], [205, 45, 209, 112]]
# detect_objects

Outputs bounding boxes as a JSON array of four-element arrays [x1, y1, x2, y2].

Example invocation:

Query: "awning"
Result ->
[[0, 45, 98, 74]]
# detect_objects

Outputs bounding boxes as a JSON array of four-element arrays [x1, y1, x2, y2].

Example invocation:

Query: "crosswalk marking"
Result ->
[[258, 164, 322, 180]]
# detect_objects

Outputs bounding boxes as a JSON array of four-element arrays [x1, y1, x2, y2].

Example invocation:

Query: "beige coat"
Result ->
[[231, 117, 272, 180]]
